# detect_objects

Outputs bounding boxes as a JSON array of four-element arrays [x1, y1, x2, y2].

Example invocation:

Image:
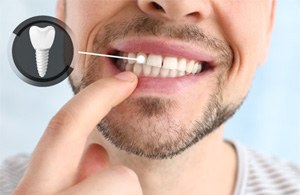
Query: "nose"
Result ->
[[137, 0, 212, 23]]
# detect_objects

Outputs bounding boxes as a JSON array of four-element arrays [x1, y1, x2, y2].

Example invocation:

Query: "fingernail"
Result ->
[[114, 71, 136, 82]]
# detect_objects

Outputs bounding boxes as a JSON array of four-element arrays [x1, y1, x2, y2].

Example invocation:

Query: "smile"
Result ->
[[113, 52, 212, 78], [108, 37, 215, 78], [103, 37, 218, 93]]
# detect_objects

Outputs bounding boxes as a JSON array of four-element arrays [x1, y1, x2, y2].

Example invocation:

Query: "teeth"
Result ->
[[160, 68, 169, 78], [128, 53, 136, 65], [122, 52, 205, 77], [196, 63, 202, 73], [192, 62, 199, 74], [29, 26, 55, 50], [146, 54, 163, 67], [163, 57, 178, 70], [151, 67, 161, 77], [178, 71, 185, 77], [169, 69, 178, 78], [186, 60, 195, 74], [177, 58, 187, 72], [133, 63, 142, 75], [143, 64, 152, 76], [125, 63, 133, 71], [136, 53, 147, 64]]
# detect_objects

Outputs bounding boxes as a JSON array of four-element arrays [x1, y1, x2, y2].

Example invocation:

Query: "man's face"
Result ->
[[62, 0, 275, 159]]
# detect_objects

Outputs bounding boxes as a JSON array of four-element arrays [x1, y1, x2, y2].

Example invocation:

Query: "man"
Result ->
[[1, 0, 299, 194]]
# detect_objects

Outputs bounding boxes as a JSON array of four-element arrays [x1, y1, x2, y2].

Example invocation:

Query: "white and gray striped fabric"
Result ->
[[0, 154, 29, 195], [1, 141, 299, 195], [232, 141, 300, 195]]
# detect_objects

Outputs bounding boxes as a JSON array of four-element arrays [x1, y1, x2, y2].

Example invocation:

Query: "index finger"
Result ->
[[20, 72, 137, 193]]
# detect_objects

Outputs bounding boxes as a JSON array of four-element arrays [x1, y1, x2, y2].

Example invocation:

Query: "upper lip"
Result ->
[[108, 36, 216, 65]]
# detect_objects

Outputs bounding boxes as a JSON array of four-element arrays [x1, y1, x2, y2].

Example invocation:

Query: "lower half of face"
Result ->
[[72, 41, 242, 160], [96, 82, 241, 159], [68, 7, 257, 159]]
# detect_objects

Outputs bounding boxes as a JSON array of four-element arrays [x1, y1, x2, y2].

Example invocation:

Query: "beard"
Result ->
[[96, 81, 242, 160], [70, 16, 242, 159]]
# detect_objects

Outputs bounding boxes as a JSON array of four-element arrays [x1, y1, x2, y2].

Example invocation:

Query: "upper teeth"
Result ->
[[119, 52, 203, 78]]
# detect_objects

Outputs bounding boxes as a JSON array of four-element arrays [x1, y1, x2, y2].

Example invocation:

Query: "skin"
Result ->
[[14, 0, 276, 195]]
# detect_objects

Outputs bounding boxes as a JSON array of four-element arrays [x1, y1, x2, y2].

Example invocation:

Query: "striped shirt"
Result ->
[[1, 141, 299, 195]]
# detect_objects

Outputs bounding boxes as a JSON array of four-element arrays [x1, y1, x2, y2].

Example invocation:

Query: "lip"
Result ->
[[110, 36, 215, 64], [104, 36, 216, 94]]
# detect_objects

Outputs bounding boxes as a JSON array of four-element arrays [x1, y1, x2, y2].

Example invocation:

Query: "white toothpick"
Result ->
[[78, 51, 146, 64]]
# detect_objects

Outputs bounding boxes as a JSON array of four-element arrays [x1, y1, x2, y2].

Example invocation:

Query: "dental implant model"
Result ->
[[29, 25, 56, 78]]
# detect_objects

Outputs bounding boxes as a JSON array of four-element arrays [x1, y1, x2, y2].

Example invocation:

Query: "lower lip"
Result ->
[[135, 75, 205, 94]]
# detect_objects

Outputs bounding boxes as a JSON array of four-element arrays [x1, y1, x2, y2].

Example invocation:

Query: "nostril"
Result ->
[[151, 2, 165, 13], [187, 12, 200, 17], [186, 12, 202, 22]]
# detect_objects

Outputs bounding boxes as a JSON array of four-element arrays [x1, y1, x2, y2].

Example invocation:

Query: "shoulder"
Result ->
[[231, 140, 300, 195], [245, 149, 300, 194], [0, 154, 30, 195]]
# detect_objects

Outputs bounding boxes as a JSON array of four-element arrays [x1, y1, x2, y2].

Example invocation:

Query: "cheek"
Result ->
[[217, 2, 267, 68], [65, 0, 141, 86], [65, 0, 128, 86], [66, 1, 120, 49], [213, 1, 269, 102], [65, 0, 133, 49]]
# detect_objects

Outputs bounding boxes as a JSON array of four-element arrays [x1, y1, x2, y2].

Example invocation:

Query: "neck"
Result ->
[[87, 126, 237, 195]]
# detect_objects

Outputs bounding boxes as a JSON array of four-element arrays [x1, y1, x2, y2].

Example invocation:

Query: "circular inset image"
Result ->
[[9, 15, 74, 87]]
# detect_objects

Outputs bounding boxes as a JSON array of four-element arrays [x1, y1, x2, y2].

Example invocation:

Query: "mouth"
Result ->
[[102, 37, 218, 94], [107, 38, 215, 78], [110, 51, 213, 78]]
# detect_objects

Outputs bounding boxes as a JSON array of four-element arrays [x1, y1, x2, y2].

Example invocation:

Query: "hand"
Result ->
[[13, 72, 143, 195]]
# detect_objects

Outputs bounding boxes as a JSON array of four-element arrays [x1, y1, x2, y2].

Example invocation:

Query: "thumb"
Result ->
[[76, 144, 109, 183]]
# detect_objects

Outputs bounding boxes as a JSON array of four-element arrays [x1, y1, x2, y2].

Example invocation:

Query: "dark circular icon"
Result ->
[[8, 16, 74, 87]]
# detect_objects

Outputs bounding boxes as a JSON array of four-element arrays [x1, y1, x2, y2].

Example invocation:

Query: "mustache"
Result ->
[[92, 16, 233, 68]]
